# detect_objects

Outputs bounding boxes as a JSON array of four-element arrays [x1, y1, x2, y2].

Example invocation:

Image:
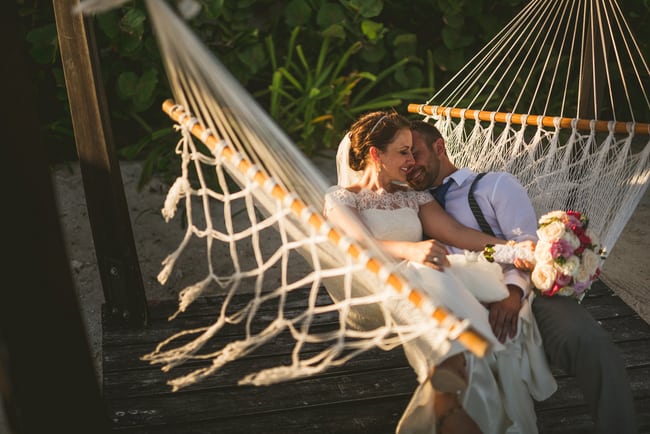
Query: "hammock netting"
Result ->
[[408, 0, 650, 253], [92, 0, 488, 390], [77, 0, 649, 392]]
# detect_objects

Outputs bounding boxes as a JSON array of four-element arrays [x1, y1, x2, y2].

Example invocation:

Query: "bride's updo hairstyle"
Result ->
[[347, 110, 411, 171]]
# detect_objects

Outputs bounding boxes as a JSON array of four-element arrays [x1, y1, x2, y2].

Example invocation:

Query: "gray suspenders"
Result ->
[[469, 173, 496, 236]]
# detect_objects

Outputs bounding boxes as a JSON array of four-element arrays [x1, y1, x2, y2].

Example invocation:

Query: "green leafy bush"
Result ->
[[261, 27, 430, 153], [20, 0, 650, 184]]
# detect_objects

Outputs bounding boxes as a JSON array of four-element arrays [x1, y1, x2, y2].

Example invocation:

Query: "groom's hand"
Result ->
[[487, 285, 523, 343]]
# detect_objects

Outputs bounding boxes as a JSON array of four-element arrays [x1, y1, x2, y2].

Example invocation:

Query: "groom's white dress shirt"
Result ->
[[437, 167, 537, 298]]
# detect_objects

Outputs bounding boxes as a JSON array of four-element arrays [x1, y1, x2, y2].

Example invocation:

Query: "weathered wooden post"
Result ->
[[53, 0, 148, 326]]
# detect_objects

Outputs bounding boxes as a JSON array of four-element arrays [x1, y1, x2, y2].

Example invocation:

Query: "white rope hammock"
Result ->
[[77, 0, 648, 394], [81, 0, 490, 391], [408, 0, 650, 254]]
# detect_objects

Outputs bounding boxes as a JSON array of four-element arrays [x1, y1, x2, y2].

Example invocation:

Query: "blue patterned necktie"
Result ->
[[430, 178, 453, 209]]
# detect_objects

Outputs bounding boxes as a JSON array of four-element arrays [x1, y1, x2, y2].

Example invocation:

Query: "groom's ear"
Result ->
[[433, 138, 447, 157]]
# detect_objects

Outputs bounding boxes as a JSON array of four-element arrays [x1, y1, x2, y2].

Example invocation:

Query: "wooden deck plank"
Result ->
[[103, 280, 650, 433], [103, 345, 411, 398], [103, 322, 339, 372], [107, 366, 416, 428], [104, 337, 649, 398], [536, 396, 650, 434], [103, 290, 335, 346], [108, 396, 410, 433]]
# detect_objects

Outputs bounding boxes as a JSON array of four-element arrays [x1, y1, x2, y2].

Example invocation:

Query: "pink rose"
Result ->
[[566, 210, 582, 220], [550, 239, 574, 259], [545, 282, 562, 297], [578, 235, 592, 251], [555, 273, 572, 286], [571, 224, 585, 237], [562, 231, 581, 250], [566, 215, 583, 231], [573, 280, 591, 294]]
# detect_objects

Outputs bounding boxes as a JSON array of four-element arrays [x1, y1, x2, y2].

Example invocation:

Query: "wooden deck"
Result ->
[[102, 280, 650, 433]]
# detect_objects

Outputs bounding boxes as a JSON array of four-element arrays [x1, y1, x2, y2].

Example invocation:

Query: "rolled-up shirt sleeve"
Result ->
[[503, 266, 532, 298], [489, 173, 538, 298]]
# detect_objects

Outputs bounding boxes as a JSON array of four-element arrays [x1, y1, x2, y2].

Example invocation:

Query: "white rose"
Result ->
[[585, 228, 600, 246], [562, 231, 581, 250], [532, 263, 558, 291], [574, 263, 593, 283], [581, 248, 601, 275], [557, 255, 580, 276], [539, 210, 566, 225], [534, 240, 554, 264], [537, 221, 565, 242]]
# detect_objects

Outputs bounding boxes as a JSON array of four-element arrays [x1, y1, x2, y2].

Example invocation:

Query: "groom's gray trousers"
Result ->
[[532, 295, 638, 434]]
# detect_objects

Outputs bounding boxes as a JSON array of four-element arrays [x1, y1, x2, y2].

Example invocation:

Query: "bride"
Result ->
[[323, 110, 556, 434]]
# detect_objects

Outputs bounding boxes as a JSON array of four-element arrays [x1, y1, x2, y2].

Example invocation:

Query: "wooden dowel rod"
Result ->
[[162, 99, 490, 357], [408, 104, 650, 135]]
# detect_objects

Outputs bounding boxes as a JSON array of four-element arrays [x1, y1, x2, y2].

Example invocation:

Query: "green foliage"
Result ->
[[18, 2, 74, 161], [94, 3, 167, 115], [25, 23, 58, 64], [261, 26, 431, 153], [19, 0, 650, 184]]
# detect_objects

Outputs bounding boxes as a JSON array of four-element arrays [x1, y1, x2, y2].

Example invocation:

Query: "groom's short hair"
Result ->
[[410, 120, 442, 149]]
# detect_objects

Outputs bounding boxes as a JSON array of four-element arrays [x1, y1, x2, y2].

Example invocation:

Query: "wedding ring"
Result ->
[[432, 256, 439, 264]]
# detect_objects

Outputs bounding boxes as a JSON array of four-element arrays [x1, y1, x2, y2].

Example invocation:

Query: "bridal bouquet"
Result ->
[[484, 210, 606, 299]]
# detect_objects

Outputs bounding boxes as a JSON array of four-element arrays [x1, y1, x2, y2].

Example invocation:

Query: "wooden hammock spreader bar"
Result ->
[[408, 104, 650, 135], [162, 98, 490, 357]]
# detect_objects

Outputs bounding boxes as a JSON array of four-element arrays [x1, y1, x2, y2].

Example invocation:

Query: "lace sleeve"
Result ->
[[323, 186, 356, 217], [414, 190, 434, 206]]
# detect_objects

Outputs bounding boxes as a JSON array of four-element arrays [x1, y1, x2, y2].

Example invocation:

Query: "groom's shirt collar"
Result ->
[[440, 167, 472, 189]]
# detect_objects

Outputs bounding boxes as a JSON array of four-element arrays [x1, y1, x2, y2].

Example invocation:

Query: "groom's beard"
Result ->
[[406, 166, 435, 191]]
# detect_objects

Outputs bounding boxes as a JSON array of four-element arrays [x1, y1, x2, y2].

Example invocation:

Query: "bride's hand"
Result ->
[[408, 240, 450, 270]]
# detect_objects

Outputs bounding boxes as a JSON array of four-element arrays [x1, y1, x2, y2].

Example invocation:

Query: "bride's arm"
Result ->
[[325, 202, 372, 243], [376, 238, 450, 268], [326, 202, 449, 268], [419, 200, 506, 251]]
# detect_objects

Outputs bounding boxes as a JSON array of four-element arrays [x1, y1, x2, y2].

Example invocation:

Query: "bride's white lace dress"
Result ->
[[324, 186, 557, 434]]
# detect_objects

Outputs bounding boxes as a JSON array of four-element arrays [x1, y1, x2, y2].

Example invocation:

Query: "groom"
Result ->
[[407, 119, 638, 434]]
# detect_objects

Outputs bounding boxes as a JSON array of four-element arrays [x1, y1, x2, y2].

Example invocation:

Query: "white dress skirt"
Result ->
[[324, 187, 557, 434]]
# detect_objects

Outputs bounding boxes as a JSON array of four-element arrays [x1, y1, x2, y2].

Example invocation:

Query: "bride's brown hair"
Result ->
[[347, 110, 411, 171]]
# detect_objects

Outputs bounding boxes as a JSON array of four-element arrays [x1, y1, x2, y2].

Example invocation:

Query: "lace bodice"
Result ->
[[324, 187, 434, 242], [325, 186, 432, 212]]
